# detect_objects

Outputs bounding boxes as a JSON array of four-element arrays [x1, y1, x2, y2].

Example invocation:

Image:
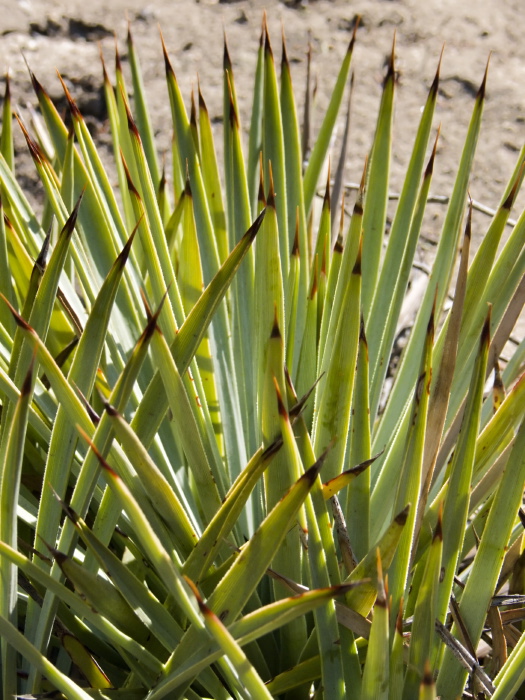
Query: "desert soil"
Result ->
[[1, 0, 525, 343]]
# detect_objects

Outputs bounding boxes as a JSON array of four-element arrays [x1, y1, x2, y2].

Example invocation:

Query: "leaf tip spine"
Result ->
[[245, 207, 266, 243], [323, 164, 331, 211], [273, 376, 287, 418], [352, 236, 362, 275], [270, 305, 282, 339], [121, 151, 140, 196], [434, 503, 443, 542], [477, 53, 490, 102], [502, 160, 524, 211], [384, 31, 396, 87], [29, 69, 47, 100], [465, 194, 473, 241], [198, 80, 207, 113], [292, 209, 300, 257], [264, 17, 274, 60], [223, 30, 233, 72], [430, 44, 444, 99], [396, 504, 410, 525], [114, 33, 123, 74], [348, 15, 360, 53], [482, 303, 492, 347], [160, 29, 175, 79], [4, 72, 10, 101], [359, 314, 367, 345], [425, 125, 440, 179], [267, 161, 276, 209], [126, 18, 134, 48], [15, 113, 45, 164], [1, 293, 31, 331], [21, 355, 35, 397], [57, 71, 83, 121]]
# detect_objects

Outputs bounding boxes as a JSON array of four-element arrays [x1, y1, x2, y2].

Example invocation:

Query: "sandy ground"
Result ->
[[2, 0, 525, 320]]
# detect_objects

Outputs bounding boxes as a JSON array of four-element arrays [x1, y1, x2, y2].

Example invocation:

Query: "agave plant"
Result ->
[[1, 12, 525, 700]]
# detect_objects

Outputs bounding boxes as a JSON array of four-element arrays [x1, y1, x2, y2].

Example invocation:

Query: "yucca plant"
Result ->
[[1, 12, 525, 700]]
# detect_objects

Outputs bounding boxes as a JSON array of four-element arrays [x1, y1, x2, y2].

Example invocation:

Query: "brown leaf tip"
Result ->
[[75, 385, 100, 426], [15, 113, 46, 165], [258, 14, 265, 49], [425, 126, 440, 180], [59, 497, 81, 526], [477, 53, 490, 101], [270, 306, 282, 339], [80, 427, 118, 477], [21, 359, 34, 398], [430, 45, 444, 100], [57, 72, 83, 121], [502, 161, 524, 211], [303, 456, 323, 484], [198, 82, 208, 114], [465, 196, 473, 241], [62, 189, 85, 239], [122, 94, 140, 139], [395, 503, 410, 525], [184, 575, 210, 615], [160, 30, 175, 79], [428, 291, 436, 339], [104, 401, 119, 418], [482, 303, 492, 346], [263, 17, 274, 59], [4, 72, 10, 101], [291, 210, 300, 257], [434, 505, 443, 542], [118, 217, 140, 267], [30, 70, 47, 98], [158, 163, 167, 195], [273, 376, 287, 418], [1, 294, 31, 331], [348, 15, 360, 53], [141, 291, 166, 340], [244, 207, 266, 245], [36, 227, 51, 270], [281, 25, 290, 72], [266, 161, 276, 209], [190, 89, 197, 129], [114, 34, 123, 74], [184, 170, 192, 198], [223, 32, 233, 72], [126, 20, 134, 48], [258, 155, 266, 206], [323, 167, 331, 211], [226, 72, 239, 130], [142, 311, 159, 343], [121, 152, 139, 196], [352, 236, 362, 276], [359, 315, 367, 345], [50, 547, 67, 566], [384, 32, 396, 88]]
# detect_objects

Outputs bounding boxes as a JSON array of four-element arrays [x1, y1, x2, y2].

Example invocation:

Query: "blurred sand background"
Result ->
[[1, 0, 525, 345]]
